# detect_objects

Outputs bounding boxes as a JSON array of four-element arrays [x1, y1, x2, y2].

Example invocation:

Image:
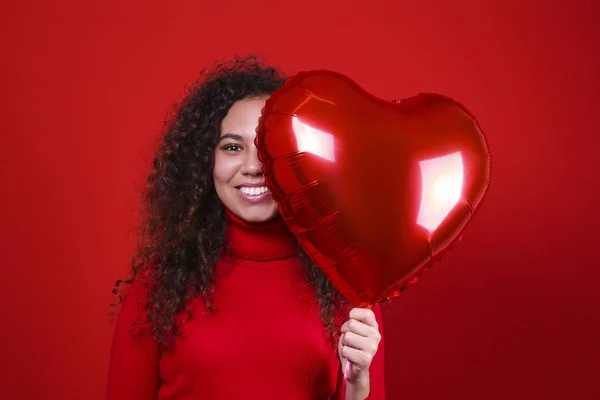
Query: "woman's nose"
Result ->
[[240, 146, 263, 176]]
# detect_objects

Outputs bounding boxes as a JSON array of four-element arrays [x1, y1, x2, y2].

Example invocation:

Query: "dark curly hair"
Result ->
[[111, 56, 349, 351]]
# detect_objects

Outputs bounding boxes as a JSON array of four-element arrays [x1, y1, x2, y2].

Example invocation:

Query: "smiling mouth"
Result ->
[[236, 186, 270, 196]]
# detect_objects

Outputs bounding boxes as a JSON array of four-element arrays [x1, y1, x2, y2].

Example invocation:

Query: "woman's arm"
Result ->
[[365, 303, 385, 399], [106, 277, 160, 400], [341, 303, 386, 400]]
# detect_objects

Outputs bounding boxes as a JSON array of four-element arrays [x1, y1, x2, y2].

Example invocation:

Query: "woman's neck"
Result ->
[[223, 207, 298, 261]]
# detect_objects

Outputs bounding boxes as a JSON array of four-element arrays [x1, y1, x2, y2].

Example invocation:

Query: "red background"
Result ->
[[2, 1, 599, 399]]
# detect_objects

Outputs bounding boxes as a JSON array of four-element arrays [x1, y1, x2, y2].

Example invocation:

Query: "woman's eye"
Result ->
[[223, 144, 243, 152]]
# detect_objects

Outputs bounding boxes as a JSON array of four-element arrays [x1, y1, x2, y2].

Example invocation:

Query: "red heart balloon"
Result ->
[[256, 70, 491, 307]]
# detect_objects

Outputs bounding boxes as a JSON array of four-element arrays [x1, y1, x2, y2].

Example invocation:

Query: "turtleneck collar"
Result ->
[[223, 207, 298, 261]]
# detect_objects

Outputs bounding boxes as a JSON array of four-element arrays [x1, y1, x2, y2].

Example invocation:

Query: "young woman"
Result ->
[[107, 56, 385, 400]]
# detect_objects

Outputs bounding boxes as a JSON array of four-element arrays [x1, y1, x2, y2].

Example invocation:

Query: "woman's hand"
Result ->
[[338, 307, 382, 397]]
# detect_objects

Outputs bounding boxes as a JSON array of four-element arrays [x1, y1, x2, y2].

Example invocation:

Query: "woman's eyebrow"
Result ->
[[218, 133, 244, 142]]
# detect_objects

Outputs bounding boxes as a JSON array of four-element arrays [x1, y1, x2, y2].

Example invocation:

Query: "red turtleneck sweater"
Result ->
[[107, 209, 385, 399]]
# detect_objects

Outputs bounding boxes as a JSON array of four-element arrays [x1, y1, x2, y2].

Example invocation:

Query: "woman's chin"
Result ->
[[238, 203, 279, 223]]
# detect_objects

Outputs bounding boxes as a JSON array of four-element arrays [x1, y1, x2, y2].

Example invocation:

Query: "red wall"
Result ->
[[2, 1, 599, 399]]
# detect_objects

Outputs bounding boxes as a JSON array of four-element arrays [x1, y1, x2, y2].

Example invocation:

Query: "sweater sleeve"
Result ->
[[366, 303, 386, 399], [106, 277, 160, 400]]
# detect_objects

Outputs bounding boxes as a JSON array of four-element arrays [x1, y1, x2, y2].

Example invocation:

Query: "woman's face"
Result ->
[[213, 96, 278, 223]]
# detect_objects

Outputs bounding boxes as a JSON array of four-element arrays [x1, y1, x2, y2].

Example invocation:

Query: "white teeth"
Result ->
[[238, 186, 269, 196]]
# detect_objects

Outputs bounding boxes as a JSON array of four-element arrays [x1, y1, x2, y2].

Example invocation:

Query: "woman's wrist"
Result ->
[[344, 372, 370, 400]]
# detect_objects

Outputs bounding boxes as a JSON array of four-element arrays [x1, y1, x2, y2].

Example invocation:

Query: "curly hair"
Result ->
[[111, 56, 349, 351]]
